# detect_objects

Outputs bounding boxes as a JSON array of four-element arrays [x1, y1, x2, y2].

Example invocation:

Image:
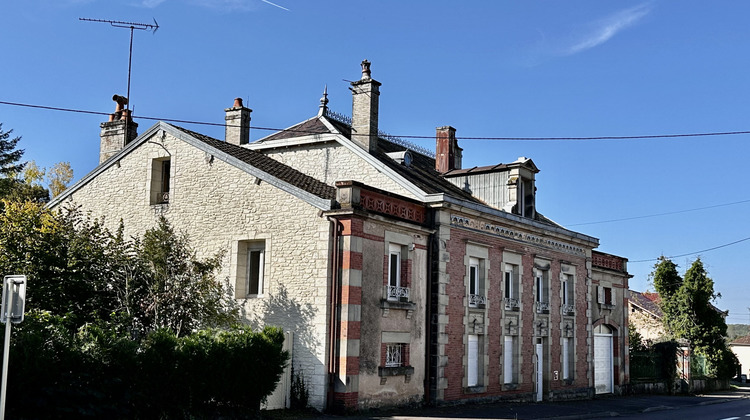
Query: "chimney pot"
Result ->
[[360, 59, 371, 80], [233, 97, 243, 108]]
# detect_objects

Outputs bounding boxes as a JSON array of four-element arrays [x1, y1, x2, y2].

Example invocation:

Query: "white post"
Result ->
[[0, 277, 12, 420]]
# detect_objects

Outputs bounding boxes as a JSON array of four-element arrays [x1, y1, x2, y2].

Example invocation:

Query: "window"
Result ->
[[535, 269, 549, 313], [562, 273, 574, 314], [504, 263, 520, 310], [386, 244, 409, 301], [598, 286, 614, 307], [468, 257, 486, 308], [503, 335, 518, 384], [150, 157, 171, 204], [386, 343, 403, 367], [518, 178, 535, 218], [235, 240, 266, 298], [563, 337, 574, 380]]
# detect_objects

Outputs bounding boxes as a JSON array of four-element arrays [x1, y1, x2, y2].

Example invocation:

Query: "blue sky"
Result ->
[[2, 1, 749, 323]]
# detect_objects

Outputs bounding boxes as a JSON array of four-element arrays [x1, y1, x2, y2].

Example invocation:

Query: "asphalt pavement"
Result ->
[[282, 382, 750, 420]]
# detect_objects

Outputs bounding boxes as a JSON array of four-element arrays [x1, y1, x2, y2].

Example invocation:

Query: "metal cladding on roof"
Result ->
[[172, 125, 336, 200]]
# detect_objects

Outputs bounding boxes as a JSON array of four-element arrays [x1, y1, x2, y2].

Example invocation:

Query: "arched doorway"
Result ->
[[594, 324, 613, 394]]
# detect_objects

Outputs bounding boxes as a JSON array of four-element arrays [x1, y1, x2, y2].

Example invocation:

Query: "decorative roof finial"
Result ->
[[360, 59, 371, 80], [318, 84, 329, 116]]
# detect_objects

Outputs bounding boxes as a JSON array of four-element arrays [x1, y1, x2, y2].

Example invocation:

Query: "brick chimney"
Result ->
[[100, 95, 138, 164], [435, 126, 462, 173], [350, 60, 381, 153], [225, 97, 252, 145]]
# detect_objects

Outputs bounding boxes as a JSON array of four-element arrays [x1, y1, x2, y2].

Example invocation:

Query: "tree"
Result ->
[[131, 216, 240, 337], [0, 123, 25, 177], [651, 257, 739, 378], [47, 161, 73, 197]]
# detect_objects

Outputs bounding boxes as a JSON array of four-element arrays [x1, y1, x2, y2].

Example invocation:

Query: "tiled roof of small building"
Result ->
[[172, 125, 336, 200], [731, 335, 750, 346]]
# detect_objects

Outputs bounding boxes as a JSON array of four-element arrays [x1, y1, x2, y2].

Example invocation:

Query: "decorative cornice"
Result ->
[[361, 188, 427, 225], [450, 214, 586, 256]]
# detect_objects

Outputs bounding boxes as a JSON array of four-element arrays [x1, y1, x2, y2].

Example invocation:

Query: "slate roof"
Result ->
[[171, 125, 336, 200], [254, 113, 567, 228], [629, 290, 663, 318]]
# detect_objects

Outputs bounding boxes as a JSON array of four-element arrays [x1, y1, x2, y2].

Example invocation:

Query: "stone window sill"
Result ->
[[502, 383, 519, 391], [380, 299, 416, 318], [378, 365, 414, 377], [464, 385, 486, 394]]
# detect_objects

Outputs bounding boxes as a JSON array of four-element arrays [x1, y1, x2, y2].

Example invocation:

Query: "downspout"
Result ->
[[424, 209, 438, 405], [326, 216, 343, 410]]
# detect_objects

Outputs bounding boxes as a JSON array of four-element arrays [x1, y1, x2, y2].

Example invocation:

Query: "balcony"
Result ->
[[562, 303, 575, 315], [387, 285, 410, 302], [504, 297, 520, 311], [536, 300, 550, 314], [469, 294, 487, 308]]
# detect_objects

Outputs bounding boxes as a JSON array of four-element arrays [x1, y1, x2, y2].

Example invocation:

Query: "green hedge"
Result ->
[[2, 311, 288, 419]]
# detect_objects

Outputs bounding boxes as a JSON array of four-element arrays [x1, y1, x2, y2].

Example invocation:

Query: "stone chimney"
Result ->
[[435, 126, 462, 173], [100, 95, 138, 164], [350, 60, 381, 153], [225, 97, 252, 145]]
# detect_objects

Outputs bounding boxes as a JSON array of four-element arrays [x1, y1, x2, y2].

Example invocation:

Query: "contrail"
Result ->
[[261, 0, 289, 11]]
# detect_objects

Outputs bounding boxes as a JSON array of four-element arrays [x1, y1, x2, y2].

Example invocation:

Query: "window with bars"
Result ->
[[385, 343, 403, 367]]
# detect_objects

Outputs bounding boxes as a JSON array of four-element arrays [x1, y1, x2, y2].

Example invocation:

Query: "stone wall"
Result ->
[[264, 143, 419, 200], [55, 129, 332, 410]]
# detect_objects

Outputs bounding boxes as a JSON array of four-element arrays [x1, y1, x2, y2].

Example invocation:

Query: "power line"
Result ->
[[3, 99, 750, 141], [567, 199, 750, 226], [629, 235, 750, 263]]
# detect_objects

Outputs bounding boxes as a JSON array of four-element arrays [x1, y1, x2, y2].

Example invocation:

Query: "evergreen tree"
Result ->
[[0, 123, 25, 177], [651, 256, 738, 378]]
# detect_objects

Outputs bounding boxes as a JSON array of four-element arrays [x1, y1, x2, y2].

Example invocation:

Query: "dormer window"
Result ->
[[386, 150, 413, 167]]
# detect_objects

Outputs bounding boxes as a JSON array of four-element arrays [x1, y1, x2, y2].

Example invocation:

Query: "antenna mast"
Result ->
[[79, 18, 159, 111]]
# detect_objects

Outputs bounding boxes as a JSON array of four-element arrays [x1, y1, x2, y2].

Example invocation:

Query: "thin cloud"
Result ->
[[261, 0, 289, 11], [563, 4, 651, 56], [140, 0, 167, 7], [189, 0, 257, 12]]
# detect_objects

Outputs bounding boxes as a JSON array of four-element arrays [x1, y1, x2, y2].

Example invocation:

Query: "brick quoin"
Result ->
[[341, 285, 362, 305], [339, 218, 364, 237], [341, 251, 363, 270], [340, 320, 361, 340], [340, 356, 360, 375], [333, 392, 359, 409]]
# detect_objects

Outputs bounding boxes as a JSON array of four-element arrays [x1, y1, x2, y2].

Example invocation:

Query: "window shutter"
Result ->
[[597, 286, 605, 304], [503, 336, 514, 384], [468, 335, 478, 386]]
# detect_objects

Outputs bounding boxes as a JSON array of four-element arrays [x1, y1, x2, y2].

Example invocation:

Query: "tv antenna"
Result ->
[[79, 18, 159, 111]]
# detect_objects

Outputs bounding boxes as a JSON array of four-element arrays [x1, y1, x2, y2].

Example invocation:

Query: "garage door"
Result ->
[[594, 333, 613, 394]]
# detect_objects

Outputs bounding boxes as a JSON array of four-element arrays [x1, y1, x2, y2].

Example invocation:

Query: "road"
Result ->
[[618, 398, 750, 420]]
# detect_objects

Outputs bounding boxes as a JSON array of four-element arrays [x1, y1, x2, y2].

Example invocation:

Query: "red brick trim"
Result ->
[[340, 321, 361, 339], [341, 286, 362, 305], [340, 356, 360, 375], [342, 251, 363, 270], [333, 391, 359, 409]]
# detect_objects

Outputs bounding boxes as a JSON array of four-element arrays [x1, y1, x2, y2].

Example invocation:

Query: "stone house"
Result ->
[[628, 290, 666, 345], [51, 60, 630, 411]]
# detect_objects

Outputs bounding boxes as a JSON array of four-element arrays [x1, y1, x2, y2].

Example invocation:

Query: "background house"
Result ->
[[729, 336, 750, 377], [51, 61, 630, 411]]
